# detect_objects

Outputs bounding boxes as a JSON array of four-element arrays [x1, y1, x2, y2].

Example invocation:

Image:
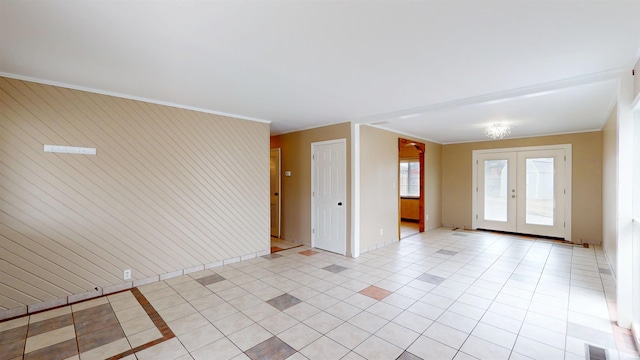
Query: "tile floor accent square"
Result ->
[[359, 285, 393, 301], [244, 336, 296, 360], [416, 273, 447, 285], [77, 324, 125, 353], [262, 253, 283, 260], [323, 264, 349, 273], [196, 273, 226, 286], [267, 294, 303, 311], [436, 249, 458, 256], [0, 337, 25, 359], [27, 314, 73, 337], [397, 351, 423, 360], [298, 250, 319, 256]]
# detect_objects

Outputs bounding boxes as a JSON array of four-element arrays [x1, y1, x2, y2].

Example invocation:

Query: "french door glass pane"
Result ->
[[484, 160, 508, 222], [525, 157, 554, 226]]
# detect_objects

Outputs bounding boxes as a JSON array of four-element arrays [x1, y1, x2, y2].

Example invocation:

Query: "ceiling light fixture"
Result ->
[[484, 122, 511, 139]]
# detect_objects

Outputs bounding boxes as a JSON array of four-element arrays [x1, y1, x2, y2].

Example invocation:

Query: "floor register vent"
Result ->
[[585, 344, 608, 360]]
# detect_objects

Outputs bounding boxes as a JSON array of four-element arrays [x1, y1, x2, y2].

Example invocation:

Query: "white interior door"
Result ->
[[311, 139, 346, 255], [474, 146, 568, 239], [270, 148, 281, 238]]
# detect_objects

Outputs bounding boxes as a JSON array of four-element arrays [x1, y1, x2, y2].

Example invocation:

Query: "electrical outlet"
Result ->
[[123, 269, 131, 280], [426, 214, 429, 221], [380, 228, 384, 236]]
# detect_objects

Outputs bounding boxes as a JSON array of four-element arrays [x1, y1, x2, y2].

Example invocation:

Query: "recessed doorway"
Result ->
[[399, 138, 425, 239]]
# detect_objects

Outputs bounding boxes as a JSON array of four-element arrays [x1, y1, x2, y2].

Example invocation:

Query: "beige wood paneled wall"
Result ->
[[0, 77, 269, 314]]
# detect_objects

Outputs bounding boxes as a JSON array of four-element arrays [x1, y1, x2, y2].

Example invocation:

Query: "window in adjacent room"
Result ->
[[400, 159, 420, 197]]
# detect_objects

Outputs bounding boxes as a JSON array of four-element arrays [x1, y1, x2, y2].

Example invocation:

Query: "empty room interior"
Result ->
[[1, 2, 640, 360]]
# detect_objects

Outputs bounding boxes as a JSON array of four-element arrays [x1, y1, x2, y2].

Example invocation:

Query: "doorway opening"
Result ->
[[399, 138, 425, 239]]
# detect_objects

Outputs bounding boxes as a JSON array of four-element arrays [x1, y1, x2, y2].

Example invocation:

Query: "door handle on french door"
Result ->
[[338, 202, 343, 206]]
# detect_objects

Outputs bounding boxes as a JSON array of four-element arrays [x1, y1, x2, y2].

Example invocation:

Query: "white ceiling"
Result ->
[[1, 1, 639, 144]]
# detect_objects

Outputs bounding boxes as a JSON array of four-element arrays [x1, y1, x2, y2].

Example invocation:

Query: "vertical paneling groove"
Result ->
[[0, 77, 269, 312]]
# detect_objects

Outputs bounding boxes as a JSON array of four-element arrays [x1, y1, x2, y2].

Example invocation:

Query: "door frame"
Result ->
[[311, 138, 347, 255], [398, 139, 425, 239], [471, 144, 572, 240], [270, 148, 281, 238]]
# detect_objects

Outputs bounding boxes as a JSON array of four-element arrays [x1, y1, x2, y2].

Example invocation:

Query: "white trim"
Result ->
[[0, 72, 271, 125], [311, 138, 348, 256], [442, 129, 602, 145], [273, 120, 353, 136], [472, 144, 572, 241], [354, 69, 625, 126], [351, 123, 361, 258]]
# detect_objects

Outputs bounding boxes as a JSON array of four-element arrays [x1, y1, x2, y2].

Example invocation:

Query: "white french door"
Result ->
[[473, 145, 570, 239], [311, 139, 347, 255]]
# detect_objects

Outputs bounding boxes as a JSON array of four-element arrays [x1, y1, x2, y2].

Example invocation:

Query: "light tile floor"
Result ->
[[400, 221, 420, 239], [1, 227, 639, 359], [271, 237, 303, 253]]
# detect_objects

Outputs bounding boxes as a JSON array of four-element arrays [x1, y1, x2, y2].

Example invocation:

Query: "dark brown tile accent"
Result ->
[[23, 338, 77, 360], [0, 325, 27, 345], [245, 336, 296, 360], [106, 287, 175, 360], [322, 264, 348, 273], [27, 314, 73, 337], [266, 294, 302, 311], [0, 339, 25, 359], [397, 350, 423, 360], [75, 311, 119, 337], [298, 250, 318, 256], [73, 303, 114, 323], [77, 324, 125, 353], [416, 273, 446, 285], [359, 285, 392, 301], [196, 273, 226, 286]]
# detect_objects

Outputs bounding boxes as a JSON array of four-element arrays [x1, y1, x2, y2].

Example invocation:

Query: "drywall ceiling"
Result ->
[[1, 1, 638, 143]]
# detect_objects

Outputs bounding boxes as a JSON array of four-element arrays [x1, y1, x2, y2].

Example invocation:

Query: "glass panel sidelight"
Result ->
[[525, 157, 554, 226], [484, 160, 509, 222]]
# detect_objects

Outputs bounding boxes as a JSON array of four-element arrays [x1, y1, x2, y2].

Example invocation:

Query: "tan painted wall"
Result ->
[[602, 107, 618, 273], [359, 126, 441, 250], [442, 131, 602, 243], [0, 77, 270, 314], [270, 123, 351, 251]]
